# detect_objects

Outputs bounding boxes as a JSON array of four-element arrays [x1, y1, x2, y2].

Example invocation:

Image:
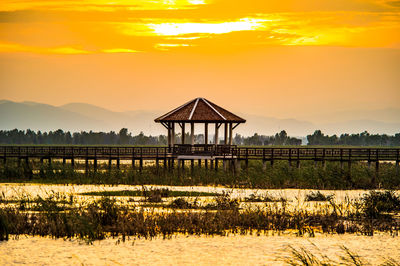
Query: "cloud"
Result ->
[[0, 1, 399, 54], [0, 42, 91, 54], [101, 48, 140, 53]]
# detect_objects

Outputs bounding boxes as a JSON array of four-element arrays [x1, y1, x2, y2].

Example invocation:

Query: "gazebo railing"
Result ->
[[173, 144, 236, 156]]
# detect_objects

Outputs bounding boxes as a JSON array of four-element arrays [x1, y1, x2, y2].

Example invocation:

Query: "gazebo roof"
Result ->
[[155, 97, 246, 123]]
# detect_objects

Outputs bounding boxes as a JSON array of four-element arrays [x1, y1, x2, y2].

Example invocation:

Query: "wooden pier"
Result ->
[[1, 145, 399, 171]]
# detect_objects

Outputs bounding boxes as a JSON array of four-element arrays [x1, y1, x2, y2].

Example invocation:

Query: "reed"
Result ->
[[305, 191, 334, 202], [0, 191, 399, 243]]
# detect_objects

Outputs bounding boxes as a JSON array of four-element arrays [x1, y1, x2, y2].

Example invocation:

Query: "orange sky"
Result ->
[[0, 0, 399, 119]]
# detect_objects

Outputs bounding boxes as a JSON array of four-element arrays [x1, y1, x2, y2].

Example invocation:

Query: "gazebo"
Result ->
[[155, 97, 245, 155]]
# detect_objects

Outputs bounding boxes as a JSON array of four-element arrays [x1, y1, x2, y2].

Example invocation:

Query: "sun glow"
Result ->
[[148, 18, 269, 36]]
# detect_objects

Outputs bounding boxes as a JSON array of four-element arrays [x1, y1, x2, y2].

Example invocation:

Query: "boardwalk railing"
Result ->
[[0, 146, 399, 162]]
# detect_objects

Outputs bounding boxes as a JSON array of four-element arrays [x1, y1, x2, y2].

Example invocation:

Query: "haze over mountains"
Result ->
[[0, 100, 399, 137]]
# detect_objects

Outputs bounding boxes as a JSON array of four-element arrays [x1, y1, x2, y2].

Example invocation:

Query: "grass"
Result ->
[[361, 190, 400, 219], [285, 244, 396, 265], [243, 193, 287, 202], [80, 189, 219, 198], [1, 158, 399, 190], [0, 190, 399, 243], [305, 191, 334, 202]]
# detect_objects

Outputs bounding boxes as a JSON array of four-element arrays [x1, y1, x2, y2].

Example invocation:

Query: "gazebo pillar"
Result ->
[[167, 123, 171, 147], [215, 123, 219, 145], [204, 123, 208, 144], [224, 123, 228, 145], [171, 122, 175, 146], [229, 123, 233, 145], [190, 122, 195, 145], [181, 123, 185, 144]]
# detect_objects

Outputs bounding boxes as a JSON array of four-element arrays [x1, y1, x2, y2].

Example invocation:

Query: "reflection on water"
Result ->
[[0, 183, 390, 201], [1, 234, 399, 265]]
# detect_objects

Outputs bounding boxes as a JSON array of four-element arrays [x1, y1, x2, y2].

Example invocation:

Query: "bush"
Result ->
[[362, 190, 400, 218], [305, 191, 334, 202]]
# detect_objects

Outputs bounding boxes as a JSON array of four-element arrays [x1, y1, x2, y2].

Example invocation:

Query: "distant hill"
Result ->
[[0, 101, 105, 132], [307, 108, 400, 124], [0, 100, 399, 136]]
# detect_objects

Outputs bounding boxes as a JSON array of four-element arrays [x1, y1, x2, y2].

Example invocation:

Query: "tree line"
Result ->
[[0, 129, 302, 146], [307, 130, 400, 146], [1, 128, 398, 146]]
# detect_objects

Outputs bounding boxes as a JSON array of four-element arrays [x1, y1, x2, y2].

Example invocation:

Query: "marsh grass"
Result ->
[[286, 245, 365, 265], [1, 190, 400, 243], [285, 244, 400, 266], [305, 191, 335, 202], [243, 193, 287, 203], [361, 191, 400, 219], [80, 189, 219, 197], [1, 159, 399, 189]]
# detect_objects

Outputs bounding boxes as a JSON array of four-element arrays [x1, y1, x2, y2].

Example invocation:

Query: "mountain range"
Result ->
[[0, 100, 399, 137]]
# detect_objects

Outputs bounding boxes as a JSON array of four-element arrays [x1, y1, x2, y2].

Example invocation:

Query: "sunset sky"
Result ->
[[0, 0, 399, 120]]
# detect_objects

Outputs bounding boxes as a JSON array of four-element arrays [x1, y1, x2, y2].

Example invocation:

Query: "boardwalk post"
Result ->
[[313, 148, 317, 168], [271, 148, 274, 168], [139, 159, 143, 172], [215, 158, 218, 171], [297, 148, 300, 169], [24, 157, 32, 180], [372, 160, 379, 186], [396, 149, 399, 175], [368, 149, 371, 169], [348, 149, 352, 179], [340, 149, 344, 170], [94, 159, 97, 172], [245, 148, 249, 171]]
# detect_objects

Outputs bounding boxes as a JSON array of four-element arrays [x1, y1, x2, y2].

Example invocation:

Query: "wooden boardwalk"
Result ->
[[1, 145, 399, 163]]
